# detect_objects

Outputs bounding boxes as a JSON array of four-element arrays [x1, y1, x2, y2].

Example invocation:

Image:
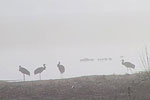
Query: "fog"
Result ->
[[0, 0, 150, 81]]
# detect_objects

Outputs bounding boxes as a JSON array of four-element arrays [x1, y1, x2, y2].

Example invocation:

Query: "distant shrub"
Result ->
[[139, 46, 150, 80]]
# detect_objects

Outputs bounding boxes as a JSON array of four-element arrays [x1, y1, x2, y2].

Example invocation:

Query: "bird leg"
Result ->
[[39, 73, 41, 80], [62, 74, 63, 79], [60, 73, 62, 79], [23, 74, 25, 81], [60, 73, 63, 79], [127, 68, 129, 74], [129, 68, 133, 74]]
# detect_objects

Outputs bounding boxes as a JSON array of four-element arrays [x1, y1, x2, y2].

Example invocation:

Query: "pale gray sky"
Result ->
[[0, 0, 150, 81]]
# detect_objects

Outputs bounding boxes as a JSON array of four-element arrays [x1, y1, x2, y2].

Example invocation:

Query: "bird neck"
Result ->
[[19, 66, 22, 71], [43, 66, 46, 70], [43, 64, 46, 67], [122, 61, 125, 65], [43, 64, 46, 70], [57, 63, 60, 67]]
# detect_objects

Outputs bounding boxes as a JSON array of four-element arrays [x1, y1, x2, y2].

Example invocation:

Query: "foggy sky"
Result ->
[[0, 0, 150, 81]]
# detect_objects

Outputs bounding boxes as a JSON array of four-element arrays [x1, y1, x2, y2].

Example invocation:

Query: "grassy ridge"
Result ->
[[0, 73, 150, 100]]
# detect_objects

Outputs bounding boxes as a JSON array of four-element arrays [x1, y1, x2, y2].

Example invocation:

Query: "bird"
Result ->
[[34, 64, 46, 80], [121, 59, 135, 73], [19, 66, 30, 81], [57, 62, 65, 78]]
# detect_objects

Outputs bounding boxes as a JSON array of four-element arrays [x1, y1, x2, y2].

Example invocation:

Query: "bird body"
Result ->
[[57, 62, 65, 74], [58, 65, 65, 74], [122, 60, 135, 69], [34, 64, 46, 75], [19, 66, 30, 81], [121, 60, 135, 74], [19, 66, 30, 76], [34, 64, 46, 80], [34, 67, 45, 75]]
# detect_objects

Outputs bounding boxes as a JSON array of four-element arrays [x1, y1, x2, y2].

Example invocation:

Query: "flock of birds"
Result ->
[[19, 62, 65, 81], [19, 59, 135, 81]]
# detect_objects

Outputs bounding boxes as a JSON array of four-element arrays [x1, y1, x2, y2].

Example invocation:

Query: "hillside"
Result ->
[[0, 73, 150, 100]]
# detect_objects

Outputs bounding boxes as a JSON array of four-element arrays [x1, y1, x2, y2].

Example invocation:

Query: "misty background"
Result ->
[[0, 0, 150, 81]]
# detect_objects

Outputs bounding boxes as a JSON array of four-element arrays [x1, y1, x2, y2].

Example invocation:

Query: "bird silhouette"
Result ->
[[34, 64, 46, 80], [121, 59, 135, 73], [19, 66, 30, 81], [57, 62, 65, 78]]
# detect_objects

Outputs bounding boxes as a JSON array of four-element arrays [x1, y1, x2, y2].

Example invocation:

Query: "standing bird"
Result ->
[[34, 64, 46, 80], [121, 59, 135, 73], [19, 66, 30, 81], [57, 62, 65, 78]]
